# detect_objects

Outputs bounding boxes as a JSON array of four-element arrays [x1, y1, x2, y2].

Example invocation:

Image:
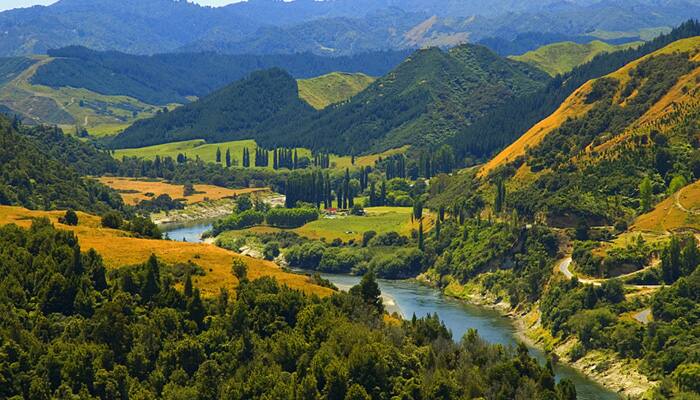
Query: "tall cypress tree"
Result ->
[[225, 149, 231, 167], [216, 147, 222, 163]]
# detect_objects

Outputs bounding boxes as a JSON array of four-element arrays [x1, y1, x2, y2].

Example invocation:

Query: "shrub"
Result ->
[[263, 241, 280, 261], [60, 209, 79, 226], [266, 207, 319, 228], [101, 212, 123, 229]]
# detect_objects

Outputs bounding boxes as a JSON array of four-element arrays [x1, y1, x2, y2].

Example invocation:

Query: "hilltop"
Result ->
[[110, 69, 316, 149], [512, 40, 642, 76]]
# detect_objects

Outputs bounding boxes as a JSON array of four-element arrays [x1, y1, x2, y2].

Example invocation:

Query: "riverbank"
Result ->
[[430, 275, 655, 399]]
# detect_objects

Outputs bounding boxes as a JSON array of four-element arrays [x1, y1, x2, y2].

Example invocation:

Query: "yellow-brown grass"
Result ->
[[98, 177, 265, 205], [480, 37, 700, 178], [0, 206, 333, 298], [633, 181, 700, 233]]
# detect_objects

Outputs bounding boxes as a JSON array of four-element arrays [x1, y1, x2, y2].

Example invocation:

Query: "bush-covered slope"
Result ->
[[0, 116, 123, 212], [111, 69, 316, 149], [297, 72, 375, 110], [512, 40, 642, 76], [30, 46, 411, 105], [485, 36, 700, 226]]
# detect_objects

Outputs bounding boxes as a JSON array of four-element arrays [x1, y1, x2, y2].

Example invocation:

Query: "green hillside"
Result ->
[[297, 72, 375, 109], [110, 69, 316, 149], [264, 44, 549, 154], [512, 40, 642, 76]]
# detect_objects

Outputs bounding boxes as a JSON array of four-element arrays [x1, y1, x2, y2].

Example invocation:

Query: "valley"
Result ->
[[1, 3, 700, 399]]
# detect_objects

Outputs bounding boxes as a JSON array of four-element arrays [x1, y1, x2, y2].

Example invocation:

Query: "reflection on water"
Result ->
[[161, 221, 214, 243], [162, 222, 618, 399]]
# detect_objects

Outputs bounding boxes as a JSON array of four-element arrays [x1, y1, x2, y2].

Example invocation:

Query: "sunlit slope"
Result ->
[[0, 206, 332, 297], [297, 72, 375, 109], [512, 40, 641, 76], [481, 36, 700, 178]]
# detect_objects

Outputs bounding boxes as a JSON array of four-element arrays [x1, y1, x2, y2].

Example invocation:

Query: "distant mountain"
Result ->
[[110, 69, 316, 149], [511, 40, 642, 76], [111, 44, 549, 153], [0, 0, 697, 56], [29, 46, 411, 105]]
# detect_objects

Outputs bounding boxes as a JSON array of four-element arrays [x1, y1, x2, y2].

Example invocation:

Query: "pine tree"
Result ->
[[639, 176, 653, 212], [435, 217, 441, 241], [184, 271, 193, 298], [662, 236, 681, 284], [380, 180, 387, 206], [216, 147, 222, 163], [494, 179, 506, 213], [141, 254, 160, 302], [225, 149, 231, 168], [418, 220, 424, 251], [187, 288, 205, 328]]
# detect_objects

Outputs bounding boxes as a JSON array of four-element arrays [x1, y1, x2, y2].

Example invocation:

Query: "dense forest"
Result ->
[[0, 219, 579, 400], [0, 116, 123, 214], [32, 46, 411, 105]]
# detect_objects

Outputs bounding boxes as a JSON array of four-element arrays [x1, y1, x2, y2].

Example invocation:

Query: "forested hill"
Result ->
[[0, 116, 123, 213], [30, 46, 410, 105], [110, 69, 316, 149], [110, 44, 548, 153], [262, 43, 549, 153]]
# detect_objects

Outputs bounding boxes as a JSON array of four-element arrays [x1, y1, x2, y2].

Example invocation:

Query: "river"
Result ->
[[162, 222, 619, 399]]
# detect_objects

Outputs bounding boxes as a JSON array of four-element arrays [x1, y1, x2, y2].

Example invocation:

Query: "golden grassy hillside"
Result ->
[[480, 36, 700, 179], [0, 206, 333, 297], [98, 177, 265, 205]]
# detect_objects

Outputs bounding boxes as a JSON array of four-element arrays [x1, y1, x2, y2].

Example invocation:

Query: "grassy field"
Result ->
[[512, 40, 642, 76], [219, 206, 434, 242], [114, 138, 409, 171], [297, 72, 375, 109], [0, 205, 332, 297], [633, 180, 700, 233], [98, 176, 264, 205]]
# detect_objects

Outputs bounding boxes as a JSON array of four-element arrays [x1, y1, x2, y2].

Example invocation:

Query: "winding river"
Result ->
[[162, 222, 619, 399]]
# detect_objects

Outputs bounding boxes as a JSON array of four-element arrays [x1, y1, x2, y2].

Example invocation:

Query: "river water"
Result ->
[[162, 222, 619, 399]]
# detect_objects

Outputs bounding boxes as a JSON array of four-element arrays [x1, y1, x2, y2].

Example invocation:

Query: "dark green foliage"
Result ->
[[0, 116, 123, 213], [135, 194, 185, 214], [35, 46, 410, 104], [212, 210, 266, 235], [60, 209, 79, 226], [266, 207, 319, 229], [111, 69, 316, 149], [101, 211, 123, 229]]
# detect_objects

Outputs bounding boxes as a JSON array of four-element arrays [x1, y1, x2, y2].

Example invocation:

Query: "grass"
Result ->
[[297, 72, 375, 110], [113, 138, 409, 171], [633, 180, 700, 233], [512, 40, 642, 76], [0, 205, 332, 298], [97, 176, 264, 205], [219, 206, 434, 242]]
